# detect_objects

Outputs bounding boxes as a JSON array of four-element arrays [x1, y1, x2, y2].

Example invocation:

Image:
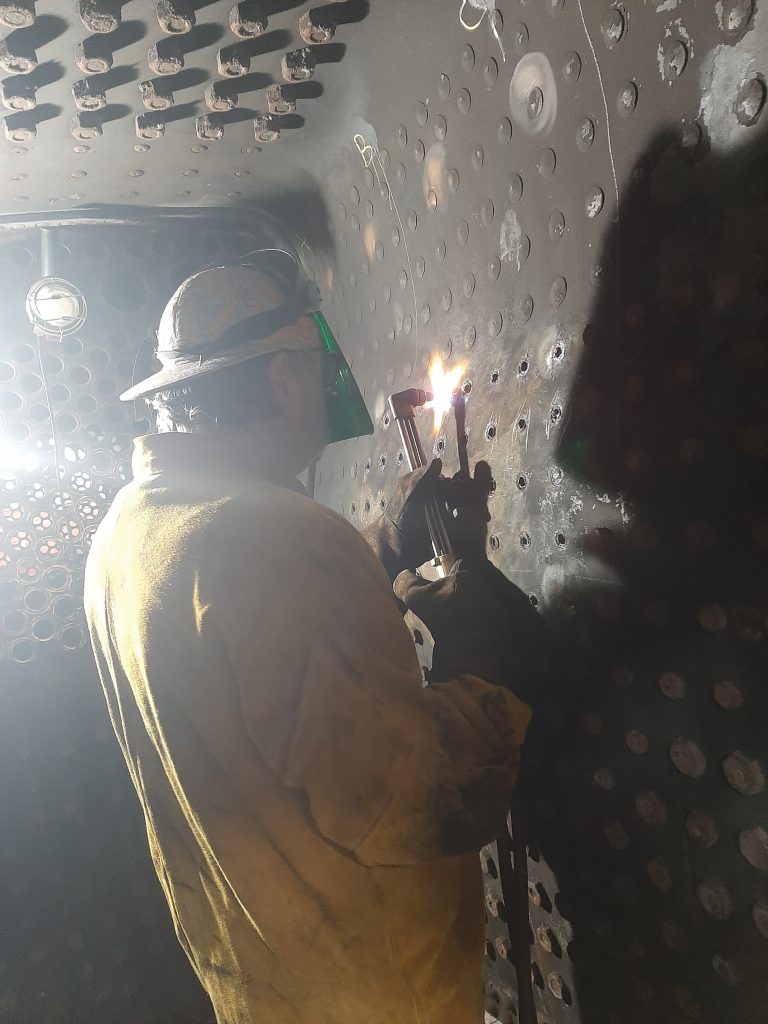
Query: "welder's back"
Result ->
[[84, 431, 530, 1024]]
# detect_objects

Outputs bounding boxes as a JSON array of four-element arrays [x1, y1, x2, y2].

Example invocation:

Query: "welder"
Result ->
[[84, 249, 532, 1024]]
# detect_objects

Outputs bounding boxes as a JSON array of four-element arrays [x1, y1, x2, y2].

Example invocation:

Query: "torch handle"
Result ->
[[395, 414, 456, 577]]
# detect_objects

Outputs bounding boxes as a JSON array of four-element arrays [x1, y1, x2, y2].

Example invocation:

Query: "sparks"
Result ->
[[427, 354, 466, 433]]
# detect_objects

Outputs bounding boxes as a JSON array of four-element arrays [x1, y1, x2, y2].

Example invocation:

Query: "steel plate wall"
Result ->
[[307, 3, 768, 1023], [0, 2, 766, 1023]]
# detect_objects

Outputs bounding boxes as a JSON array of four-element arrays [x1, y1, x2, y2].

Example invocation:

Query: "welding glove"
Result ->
[[394, 557, 549, 706], [360, 458, 446, 582], [444, 460, 494, 561]]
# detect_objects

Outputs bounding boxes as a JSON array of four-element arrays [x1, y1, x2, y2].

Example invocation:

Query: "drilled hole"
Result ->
[[518, 417, 527, 431], [555, 531, 566, 547], [485, 424, 496, 439], [517, 474, 528, 490], [518, 358, 529, 376], [463, 379, 472, 395], [379, 454, 387, 469], [436, 436, 446, 453], [490, 369, 500, 384], [350, 502, 356, 514], [553, 344, 564, 361], [551, 406, 562, 422], [489, 534, 500, 550], [529, 594, 539, 607], [520, 532, 531, 549]]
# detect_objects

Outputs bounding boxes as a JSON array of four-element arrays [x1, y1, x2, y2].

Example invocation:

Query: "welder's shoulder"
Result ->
[[208, 482, 380, 579]]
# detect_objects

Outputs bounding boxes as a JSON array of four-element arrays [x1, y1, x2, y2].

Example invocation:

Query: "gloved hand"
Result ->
[[360, 459, 445, 582], [444, 460, 494, 561], [395, 558, 551, 705], [361, 459, 496, 581]]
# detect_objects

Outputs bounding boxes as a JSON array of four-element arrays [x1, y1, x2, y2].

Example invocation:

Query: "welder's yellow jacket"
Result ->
[[84, 432, 531, 1024]]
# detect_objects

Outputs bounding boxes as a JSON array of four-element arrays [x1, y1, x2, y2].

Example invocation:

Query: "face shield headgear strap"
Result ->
[[216, 249, 374, 445]]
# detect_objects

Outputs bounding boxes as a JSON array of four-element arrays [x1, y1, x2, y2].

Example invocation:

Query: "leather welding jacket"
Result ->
[[83, 432, 531, 1024]]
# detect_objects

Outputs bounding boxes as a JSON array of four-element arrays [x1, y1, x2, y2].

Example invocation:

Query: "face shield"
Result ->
[[311, 311, 373, 444]]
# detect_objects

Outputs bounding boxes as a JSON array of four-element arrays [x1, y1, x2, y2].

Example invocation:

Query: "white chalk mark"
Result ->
[[353, 130, 420, 361], [576, 0, 619, 215], [459, 0, 506, 62]]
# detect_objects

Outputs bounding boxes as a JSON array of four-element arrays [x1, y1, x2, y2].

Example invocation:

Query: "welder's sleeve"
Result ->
[[206, 502, 531, 866]]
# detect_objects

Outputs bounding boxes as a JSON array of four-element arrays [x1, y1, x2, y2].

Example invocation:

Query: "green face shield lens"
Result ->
[[311, 312, 374, 443]]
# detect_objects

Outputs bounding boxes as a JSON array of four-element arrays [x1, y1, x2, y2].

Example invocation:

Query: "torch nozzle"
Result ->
[[388, 388, 434, 420]]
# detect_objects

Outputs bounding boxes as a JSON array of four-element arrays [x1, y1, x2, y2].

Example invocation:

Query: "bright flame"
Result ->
[[427, 355, 466, 433]]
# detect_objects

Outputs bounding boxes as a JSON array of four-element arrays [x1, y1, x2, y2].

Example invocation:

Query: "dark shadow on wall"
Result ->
[[520, 124, 768, 1023]]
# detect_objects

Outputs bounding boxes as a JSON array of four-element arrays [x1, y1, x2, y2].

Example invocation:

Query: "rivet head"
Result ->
[[415, 100, 428, 127], [739, 826, 768, 870], [722, 751, 765, 795], [736, 75, 767, 126], [437, 72, 451, 99], [669, 739, 706, 778], [576, 116, 595, 149], [538, 147, 556, 177], [586, 186, 605, 219], [460, 44, 474, 71], [662, 40, 688, 82], [720, 0, 754, 35], [617, 81, 638, 116], [697, 878, 734, 920], [601, 9, 625, 47], [483, 57, 498, 88], [433, 114, 447, 140], [562, 50, 581, 82], [513, 22, 529, 54], [685, 809, 719, 848], [456, 88, 471, 115]]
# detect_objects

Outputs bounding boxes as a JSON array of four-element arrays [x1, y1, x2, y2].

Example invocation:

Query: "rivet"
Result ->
[[735, 75, 767, 126], [754, 897, 768, 937], [139, 79, 174, 111], [483, 57, 498, 88], [435, 238, 446, 260], [662, 40, 688, 82], [281, 48, 315, 82], [133, 143, 150, 153], [471, 144, 484, 169], [135, 114, 165, 140], [586, 186, 605, 218], [433, 114, 447, 140], [527, 86, 544, 120], [0, 79, 35, 111], [148, 41, 184, 76], [415, 100, 428, 127], [721, 0, 754, 35], [496, 116, 512, 143], [576, 116, 595, 149], [229, 1, 267, 38], [635, 790, 667, 826], [685, 810, 719, 847], [298, 8, 334, 44], [205, 82, 237, 112], [513, 22, 529, 54], [488, 256, 501, 280], [538, 147, 556, 177], [480, 198, 494, 225], [489, 311, 503, 336], [460, 44, 474, 71], [617, 81, 638, 116], [0, 36, 36, 74], [217, 47, 250, 77], [712, 955, 741, 987], [263, 84, 293, 116], [658, 671, 685, 699], [548, 209, 564, 238], [70, 113, 102, 141], [462, 272, 475, 297], [739, 826, 768, 870], [508, 172, 524, 202], [698, 879, 734, 920], [713, 679, 743, 710], [562, 50, 581, 82], [190, 144, 207, 153], [669, 739, 706, 778], [604, 821, 629, 850], [79, 0, 120, 33], [722, 751, 765, 795], [457, 219, 469, 245], [457, 88, 471, 115], [412, 139, 425, 163], [0, 3, 35, 28], [601, 9, 625, 47], [550, 276, 567, 307], [464, 324, 476, 350]]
